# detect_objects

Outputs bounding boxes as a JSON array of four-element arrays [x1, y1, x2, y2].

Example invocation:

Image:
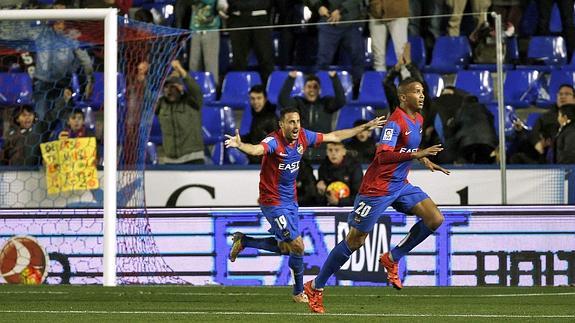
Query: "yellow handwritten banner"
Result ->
[[40, 137, 99, 194]]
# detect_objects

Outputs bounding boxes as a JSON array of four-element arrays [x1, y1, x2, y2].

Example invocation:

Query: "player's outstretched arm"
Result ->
[[224, 129, 265, 156], [419, 157, 450, 175], [322, 115, 387, 142]]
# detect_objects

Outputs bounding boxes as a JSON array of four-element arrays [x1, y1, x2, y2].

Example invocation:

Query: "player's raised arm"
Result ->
[[225, 129, 265, 156], [322, 115, 386, 143]]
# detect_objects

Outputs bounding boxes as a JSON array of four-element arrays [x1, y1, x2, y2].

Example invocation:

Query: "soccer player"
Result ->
[[304, 78, 450, 313], [224, 107, 386, 303]]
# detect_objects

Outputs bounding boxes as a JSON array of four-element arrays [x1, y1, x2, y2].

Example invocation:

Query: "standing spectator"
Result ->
[[241, 85, 278, 164], [0, 105, 41, 166], [536, 0, 575, 62], [307, 0, 366, 94], [316, 142, 363, 206], [445, 0, 491, 37], [156, 60, 205, 164], [345, 119, 376, 163], [369, 0, 409, 72], [223, 0, 274, 83], [175, 0, 222, 85], [279, 71, 346, 162], [409, 0, 444, 56], [531, 84, 575, 163], [276, 0, 319, 69], [554, 104, 575, 164], [491, 0, 524, 38]]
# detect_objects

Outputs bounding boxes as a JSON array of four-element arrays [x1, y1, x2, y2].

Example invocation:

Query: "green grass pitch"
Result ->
[[0, 285, 574, 322]]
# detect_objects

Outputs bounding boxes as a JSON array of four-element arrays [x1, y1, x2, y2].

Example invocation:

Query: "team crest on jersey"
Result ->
[[297, 144, 304, 155], [382, 128, 393, 141]]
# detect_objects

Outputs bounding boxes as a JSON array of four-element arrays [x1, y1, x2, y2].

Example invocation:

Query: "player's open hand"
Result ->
[[419, 157, 450, 175], [365, 116, 387, 130], [224, 129, 242, 149]]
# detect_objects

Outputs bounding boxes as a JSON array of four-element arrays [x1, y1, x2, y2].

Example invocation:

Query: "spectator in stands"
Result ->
[[221, 0, 274, 83], [531, 84, 575, 163], [156, 60, 205, 164], [470, 13, 507, 64], [554, 104, 575, 164], [506, 115, 542, 164], [491, 0, 524, 38], [307, 0, 366, 95], [297, 158, 320, 206], [276, 0, 319, 69], [175, 0, 222, 86], [345, 119, 376, 164], [445, 0, 491, 37], [316, 142, 363, 206], [56, 108, 95, 140], [369, 0, 409, 72], [0, 105, 41, 166], [241, 85, 278, 164], [80, 0, 132, 16], [279, 70, 346, 162], [409, 0, 444, 57], [122, 60, 150, 166], [134, 8, 154, 23], [536, 0, 575, 62]]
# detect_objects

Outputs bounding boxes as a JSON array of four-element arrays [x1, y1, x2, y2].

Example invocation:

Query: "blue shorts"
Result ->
[[348, 183, 429, 233], [261, 202, 299, 242]]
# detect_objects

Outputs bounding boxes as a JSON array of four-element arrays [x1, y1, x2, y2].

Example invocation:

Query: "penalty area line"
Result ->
[[0, 310, 574, 319]]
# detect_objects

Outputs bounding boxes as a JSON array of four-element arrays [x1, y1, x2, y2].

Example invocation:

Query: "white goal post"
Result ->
[[0, 8, 118, 287]]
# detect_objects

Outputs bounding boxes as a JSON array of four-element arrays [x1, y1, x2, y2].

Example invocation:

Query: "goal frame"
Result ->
[[0, 8, 118, 286]]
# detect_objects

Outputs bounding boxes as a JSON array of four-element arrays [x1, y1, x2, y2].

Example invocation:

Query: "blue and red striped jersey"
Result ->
[[259, 128, 323, 206], [360, 107, 423, 196]]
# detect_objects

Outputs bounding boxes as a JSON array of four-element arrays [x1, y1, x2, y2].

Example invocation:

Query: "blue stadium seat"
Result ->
[[335, 105, 375, 130], [356, 71, 388, 109], [266, 70, 304, 106], [211, 142, 249, 165], [547, 70, 575, 103], [503, 70, 542, 108], [316, 70, 353, 101], [87, 72, 126, 110], [202, 105, 236, 145], [562, 54, 575, 70], [486, 104, 516, 137], [149, 115, 162, 145], [239, 105, 252, 136], [550, 2, 562, 33], [0, 73, 33, 106], [385, 35, 426, 69], [145, 141, 159, 165], [423, 73, 444, 98], [454, 70, 494, 104], [424, 36, 471, 73], [219, 71, 262, 110], [516, 36, 567, 71], [525, 112, 542, 129], [190, 71, 216, 103]]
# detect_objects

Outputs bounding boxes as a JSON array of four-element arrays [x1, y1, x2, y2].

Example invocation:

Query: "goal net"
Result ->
[[0, 10, 190, 284]]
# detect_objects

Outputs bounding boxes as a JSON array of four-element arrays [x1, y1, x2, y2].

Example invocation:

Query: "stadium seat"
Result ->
[[145, 141, 159, 165], [190, 71, 216, 103], [547, 70, 575, 103], [525, 112, 542, 129], [486, 104, 516, 137], [516, 36, 567, 71], [86, 72, 127, 110], [202, 105, 236, 145], [424, 36, 472, 73], [266, 70, 304, 106], [335, 105, 375, 130], [385, 35, 426, 69], [149, 115, 162, 145], [423, 73, 444, 98], [219, 71, 262, 110], [356, 71, 388, 109], [211, 143, 249, 165], [503, 70, 542, 108], [549, 2, 562, 33], [0, 73, 33, 106], [316, 70, 353, 101], [239, 105, 252, 136], [454, 70, 494, 104], [562, 54, 575, 70]]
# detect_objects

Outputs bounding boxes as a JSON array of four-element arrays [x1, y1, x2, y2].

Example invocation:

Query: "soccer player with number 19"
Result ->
[[304, 78, 451, 313], [224, 107, 386, 303]]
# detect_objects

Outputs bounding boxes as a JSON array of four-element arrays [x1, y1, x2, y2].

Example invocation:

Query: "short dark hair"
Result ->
[[66, 108, 85, 119], [559, 104, 575, 121], [134, 8, 154, 23], [398, 77, 422, 95], [249, 84, 267, 97], [305, 74, 320, 85], [12, 105, 35, 125], [280, 107, 300, 120], [558, 84, 575, 95]]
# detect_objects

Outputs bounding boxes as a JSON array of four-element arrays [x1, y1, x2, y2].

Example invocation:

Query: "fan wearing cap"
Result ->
[[155, 60, 205, 164]]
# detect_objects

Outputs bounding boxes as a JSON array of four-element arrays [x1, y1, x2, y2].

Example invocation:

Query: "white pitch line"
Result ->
[[0, 310, 574, 319]]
